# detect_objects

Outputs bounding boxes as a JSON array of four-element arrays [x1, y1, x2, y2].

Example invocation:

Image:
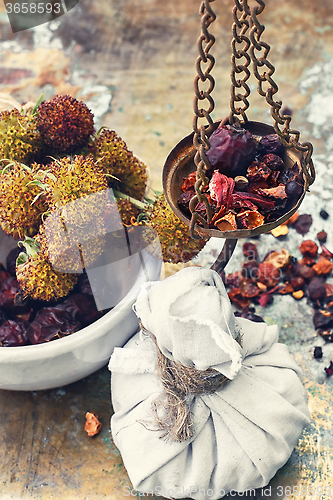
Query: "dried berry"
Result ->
[[206, 125, 256, 177], [293, 214, 312, 236], [285, 180, 303, 199], [258, 134, 284, 157], [290, 276, 305, 291], [317, 231, 327, 243], [320, 209, 329, 220], [313, 346, 323, 359], [295, 263, 315, 281], [27, 308, 81, 344], [300, 240, 318, 257], [0, 319, 28, 347], [308, 277, 326, 302], [261, 153, 284, 171]]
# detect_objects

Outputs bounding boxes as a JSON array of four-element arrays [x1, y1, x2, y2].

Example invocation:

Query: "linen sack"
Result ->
[[109, 266, 310, 499]]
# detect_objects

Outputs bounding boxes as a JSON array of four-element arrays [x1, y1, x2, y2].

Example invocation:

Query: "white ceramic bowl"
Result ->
[[0, 230, 162, 391]]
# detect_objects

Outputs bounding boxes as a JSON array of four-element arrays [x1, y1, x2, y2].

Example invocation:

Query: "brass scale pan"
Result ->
[[163, 120, 309, 270]]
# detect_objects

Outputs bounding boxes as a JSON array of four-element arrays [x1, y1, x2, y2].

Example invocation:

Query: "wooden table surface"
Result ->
[[1, 0, 333, 498]]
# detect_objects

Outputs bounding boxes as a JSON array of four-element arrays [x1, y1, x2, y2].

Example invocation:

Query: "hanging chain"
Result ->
[[229, 0, 252, 125], [248, 0, 315, 186], [189, 0, 216, 239]]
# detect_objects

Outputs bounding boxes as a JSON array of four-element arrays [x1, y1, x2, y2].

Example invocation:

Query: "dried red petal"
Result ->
[[181, 172, 196, 192], [0, 319, 28, 347], [247, 161, 272, 181], [231, 191, 275, 210], [209, 171, 235, 208], [257, 185, 287, 199], [320, 245, 333, 260], [238, 278, 260, 298], [228, 288, 250, 309], [27, 308, 81, 344]]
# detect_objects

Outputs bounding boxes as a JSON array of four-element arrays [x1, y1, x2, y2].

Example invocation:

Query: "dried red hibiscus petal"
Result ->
[[257, 185, 287, 200], [27, 308, 81, 344], [178, 188, 195, 214], [228, 288, 250, 309], [231, 191, 275, 210], [181, 172, 196, 192], [247, 161, 272, 181], [0, 319, 28, 347], [238, 278, 260, 298], [209, 170, 235, 208]]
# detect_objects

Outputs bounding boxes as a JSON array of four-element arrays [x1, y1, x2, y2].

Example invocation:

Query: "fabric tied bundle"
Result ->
[[109, 266, 310, 499]]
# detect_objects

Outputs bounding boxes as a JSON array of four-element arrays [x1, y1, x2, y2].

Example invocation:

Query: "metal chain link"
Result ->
[[229, 0, 252, 124], [247, 0, 315, 186], [189, 0, 216, 239]]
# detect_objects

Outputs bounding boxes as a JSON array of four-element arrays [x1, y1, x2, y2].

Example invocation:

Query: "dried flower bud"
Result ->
[[85, 412, 102, 437], [299, 240, 318, 257]]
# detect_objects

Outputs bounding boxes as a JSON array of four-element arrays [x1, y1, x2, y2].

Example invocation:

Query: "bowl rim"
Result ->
[[0, 248, 161, 360]]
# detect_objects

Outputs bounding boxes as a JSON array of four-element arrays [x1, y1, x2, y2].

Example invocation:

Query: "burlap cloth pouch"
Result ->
[[109, 267, 310, 499]]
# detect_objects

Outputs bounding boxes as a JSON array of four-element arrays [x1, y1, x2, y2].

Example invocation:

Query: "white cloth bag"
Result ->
[[109, 267, 310, 499]]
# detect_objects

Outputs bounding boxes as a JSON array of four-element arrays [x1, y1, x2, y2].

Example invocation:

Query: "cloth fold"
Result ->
[[110, 267, 310, 499]]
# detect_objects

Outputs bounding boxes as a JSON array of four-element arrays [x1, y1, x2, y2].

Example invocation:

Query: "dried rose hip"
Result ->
[[258, 134, 284, 157], [0, 319, 28, 347], [27, 308, 81, 344], [317, 231, 327, 243], [261, 153, 284, 171], [290, 276, 305, 291], [295, 263, 315, 281], [300, 240, 318, 257], [206, 125, 256, 177], [307, 277, 326, 301]]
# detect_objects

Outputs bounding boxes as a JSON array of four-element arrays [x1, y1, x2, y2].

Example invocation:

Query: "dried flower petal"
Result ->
[[313, 257, 333, 276], [263, 249, 289, 269], [238, 278, 260, 298], [237, 210, 264, 230], [320, 245, 333, 260], [85, 412, 102, 437], [270, 225, 289, 237], [209, 171, 235, 208], [292, 290, 304, 300], [228, 288, 250, 309], [257, 185, 287, 199], [181, 172, 196, 192], [215, 212, 237, 231]]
